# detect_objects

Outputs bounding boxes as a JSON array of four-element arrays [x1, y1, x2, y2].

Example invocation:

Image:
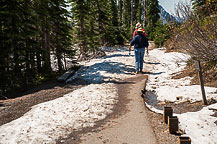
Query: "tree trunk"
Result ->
[[143, 0, 148, 26], [41, 26, 52, 73]]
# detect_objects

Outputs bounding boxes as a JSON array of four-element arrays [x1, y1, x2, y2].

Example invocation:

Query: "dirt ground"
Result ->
[[0, 79, 88, 126], [71, 75, 157, 144]]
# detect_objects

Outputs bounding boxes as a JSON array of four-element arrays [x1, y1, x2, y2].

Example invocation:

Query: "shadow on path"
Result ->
[[144, 61, 161, 65]]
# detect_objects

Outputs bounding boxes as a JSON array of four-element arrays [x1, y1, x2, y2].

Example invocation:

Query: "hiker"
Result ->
[[129, 28, 149, 74], [133, 22, 146, 38]]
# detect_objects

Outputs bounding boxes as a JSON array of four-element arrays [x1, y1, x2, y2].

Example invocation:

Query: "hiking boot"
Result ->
[[136, 71, 140, 74]]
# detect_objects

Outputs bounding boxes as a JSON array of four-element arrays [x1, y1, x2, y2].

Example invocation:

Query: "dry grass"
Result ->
[[172, 63, 217, 88]]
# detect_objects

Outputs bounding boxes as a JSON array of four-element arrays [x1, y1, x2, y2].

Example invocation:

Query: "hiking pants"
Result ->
[[134, 48, 145, 71]]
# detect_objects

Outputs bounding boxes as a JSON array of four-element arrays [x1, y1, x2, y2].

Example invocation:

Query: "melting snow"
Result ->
[[145, 48, 217, 144], [0, 47, 216, 144]]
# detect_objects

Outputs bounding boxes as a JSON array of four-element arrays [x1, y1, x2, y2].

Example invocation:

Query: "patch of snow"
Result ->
[[156, 85, 217, 102], [145, 48, 217, 144], [0, 83, 118, 144], [1, 47, 216, 144], [146, 48, 217, 103], [178, 103, 217, 144], [50, 54, 75, 71], [66, 51, 136, 83], [0, 48, 136, 143], [145, 102, 163, 114]]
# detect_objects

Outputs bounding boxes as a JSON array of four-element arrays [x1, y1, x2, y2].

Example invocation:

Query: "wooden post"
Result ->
[[163, 107, 173, 124], [178, 136, 191, 144], [168, 116, 179, 133], [195, 60, 208, 105]]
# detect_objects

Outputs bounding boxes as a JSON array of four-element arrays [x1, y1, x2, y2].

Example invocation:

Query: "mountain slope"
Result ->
[[159, 5, 177, 24]]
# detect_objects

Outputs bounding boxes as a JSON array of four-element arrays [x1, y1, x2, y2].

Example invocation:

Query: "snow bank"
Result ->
[[0, 83, 118, 144], [0, 48, 136, 143], [146, 48, 217, 103], [145, 48, 217, 144], [1, 47, 216, 144], [66, 51, 136, 83], [178, 103, 217, 144]]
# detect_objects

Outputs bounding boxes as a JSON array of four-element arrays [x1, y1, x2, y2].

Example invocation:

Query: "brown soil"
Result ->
[[0, 80, 88, 126], [172, 61, 217, 88], [145, 106, 180, 144]]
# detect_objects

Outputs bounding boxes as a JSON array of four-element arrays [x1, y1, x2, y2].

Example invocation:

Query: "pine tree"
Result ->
[[49, 0, 73, 72], [118, 0, 124, 27], [85, 0, 102, 52], [1, 0, 148, 94], [0, 0, 75, 94], [103, 0, 122, 45], [144, 0, 148, 25], [136, 0, 143, 24], [146, 0, 160, 40], [69, 0, 124, 59], [0, 0, 39, 92], [122, 0, 131, 38], [33, 0, 52, 74]]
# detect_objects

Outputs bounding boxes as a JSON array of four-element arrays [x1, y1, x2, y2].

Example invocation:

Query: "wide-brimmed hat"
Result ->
[[135, 23, 141, 28], [137, 28, 144, 33]]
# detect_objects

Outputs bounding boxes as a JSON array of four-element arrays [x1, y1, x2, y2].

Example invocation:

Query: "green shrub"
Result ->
[[153, 21, 171, 47]]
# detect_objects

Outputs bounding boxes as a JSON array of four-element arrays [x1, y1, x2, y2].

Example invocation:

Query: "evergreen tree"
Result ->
[[69, 0, 93, 60], [0, 0, 38, 92], [0, 0, 75, 95], [136, 0, 143, 24], [85, 0, 102, 52], [146, 0, 160, 40], [1, 0, 148, 95], [122, 0, 131, 38], [118, 0, 124, 27], [103, 0, 123, 45], [69, 0, 124, 59], [49, 0, 73, 72], [144, 0, 148, 25], [34, 0, 52, 74], [153, 20, 170, 47]]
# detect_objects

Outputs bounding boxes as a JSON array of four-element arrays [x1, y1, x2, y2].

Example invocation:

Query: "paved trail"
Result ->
[[79, 75, 157, 144]]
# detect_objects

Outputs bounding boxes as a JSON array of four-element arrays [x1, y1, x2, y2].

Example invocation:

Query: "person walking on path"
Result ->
[[133, 23, 146, 38], [129, 28, 149, 74]]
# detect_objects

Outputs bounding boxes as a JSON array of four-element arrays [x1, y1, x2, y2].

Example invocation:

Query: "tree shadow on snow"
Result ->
[[67, 61, 136, 85], [142, 72, 164, 75], [4, 54, 135, 99], [100, 53, 132, 59], [144, 61, 161, 65]]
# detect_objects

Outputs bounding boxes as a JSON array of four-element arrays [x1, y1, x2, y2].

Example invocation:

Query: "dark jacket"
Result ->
[[130, 34, 149, 48]]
